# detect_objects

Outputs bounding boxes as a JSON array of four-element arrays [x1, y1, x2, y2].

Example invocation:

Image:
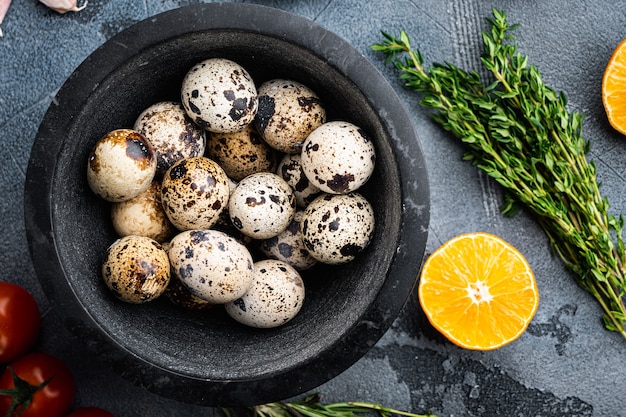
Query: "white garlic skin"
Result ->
[[0, 0, 11, 36], [225, 259, 305, 328], [39, 0, 87, 14]]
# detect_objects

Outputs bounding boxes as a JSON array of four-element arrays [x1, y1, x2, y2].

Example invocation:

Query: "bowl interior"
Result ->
[[26, 3, 429, 406]]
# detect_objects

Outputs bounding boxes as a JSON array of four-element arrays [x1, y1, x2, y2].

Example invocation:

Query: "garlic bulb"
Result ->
[[39, 0, 87, 14], [0, 0, 11, 37]]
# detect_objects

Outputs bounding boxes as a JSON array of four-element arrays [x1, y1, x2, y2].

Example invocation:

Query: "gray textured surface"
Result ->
[[1, 0, 625, 416]]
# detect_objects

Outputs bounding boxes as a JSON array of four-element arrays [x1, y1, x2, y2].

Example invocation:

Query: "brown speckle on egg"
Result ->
[[205, 123, 280, 181], [260, 211, 317, 270], [228, 172, 296, 239], [277, 153, 321, 208], [133, 101, 206, 175], [180, 58, 258, 133], [102, 235, 171, 304], [161, 157, 230, 231], [224, 259, 305, 328], [87, 129, 157, 202], [164, 273, 215, 310], [300, 121, 375, 195], [254, 79, 326, 154], [300, 192, 374, 264], [111, 180, 176, 243], [168, 229, 254, 304]]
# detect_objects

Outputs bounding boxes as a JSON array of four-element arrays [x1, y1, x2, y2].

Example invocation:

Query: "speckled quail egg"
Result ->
[[161, 241, 213, 310], [301, 192, 375, 264], [212, 178, 254, 246], [102, 235, 170, 304], [133, 101, 206, 175], [181, 58, 258, 133], [224, 259, 305, 328], [254, 79, 326, 154], [260, 211, 317, 270], [168, 229, 254, 304], [212, 176, 238, 228], [161, 157, 230, 231], [277, 153, 322, 208], [111, 180, 176, 243], [229, 172, 296, 239], [87, 129, 157, 202], [206, 123, 280, 181], [164, 273, 215, 310], [301, 121, 376, 194]]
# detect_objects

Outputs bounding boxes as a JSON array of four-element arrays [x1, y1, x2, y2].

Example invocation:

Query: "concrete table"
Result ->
[[1, 1, 624, 416]]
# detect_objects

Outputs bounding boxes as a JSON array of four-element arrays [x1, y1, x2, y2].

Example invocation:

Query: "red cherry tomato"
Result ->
[[0, 282, 41, 363], [0, 352, 75, 417], [65, 407, 115, 417]]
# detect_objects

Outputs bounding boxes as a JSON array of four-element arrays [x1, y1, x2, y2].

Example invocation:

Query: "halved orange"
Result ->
[[602, 38, 626, 136], [418, 232, 539, 350]]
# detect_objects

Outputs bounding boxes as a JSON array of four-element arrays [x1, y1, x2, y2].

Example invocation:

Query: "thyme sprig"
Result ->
[[221, 394, 437, 417], [372, 8, 626, 338]]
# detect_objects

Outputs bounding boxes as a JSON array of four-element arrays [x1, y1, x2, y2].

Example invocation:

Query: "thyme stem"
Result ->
[[221, 394, 437, 417], [372, 8, 626, 338]]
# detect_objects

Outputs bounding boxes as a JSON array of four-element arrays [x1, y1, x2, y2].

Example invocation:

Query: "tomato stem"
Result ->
[[0, 367, 51, 417]]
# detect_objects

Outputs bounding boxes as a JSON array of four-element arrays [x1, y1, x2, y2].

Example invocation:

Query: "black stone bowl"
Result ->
[[24, 2, 430, 407]]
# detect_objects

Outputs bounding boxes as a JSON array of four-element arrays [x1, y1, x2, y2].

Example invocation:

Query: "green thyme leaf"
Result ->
[[221, 394, 437, 417], [372, 8, 626, 338]]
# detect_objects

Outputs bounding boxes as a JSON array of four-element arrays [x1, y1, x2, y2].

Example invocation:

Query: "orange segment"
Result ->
[[418, 232, 539, 350], [602, 38, 626, 136]]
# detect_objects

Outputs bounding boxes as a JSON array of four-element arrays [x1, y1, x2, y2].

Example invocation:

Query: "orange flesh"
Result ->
[[418, 232, 539, 350], [602, 38, 626, 136]]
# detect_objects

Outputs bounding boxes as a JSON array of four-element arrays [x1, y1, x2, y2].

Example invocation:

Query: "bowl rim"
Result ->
[[24, 2, 430, 406]]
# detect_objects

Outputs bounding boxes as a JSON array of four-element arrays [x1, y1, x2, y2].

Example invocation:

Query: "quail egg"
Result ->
[[181, 58, 258, 133], [164, 274, 215, 310], [301, 121, 375, 194], [168, 229, 254, 304], [161, 241, 215, 310], [111, 180, 176, 243], [205, 123, 280, 181], [229, 172, 296, 239], [225, 259, 305, 328], [160, 157, 230, 231], [102, 235, 170, 304], [301, 192, 375, 264], [211, 177, 252, 245], [260, 211, 317, 270], [255, 79, 326, 154], [87, 129, 157, 202], [133, 101, 206, 175], [277, 153, 322, 208]]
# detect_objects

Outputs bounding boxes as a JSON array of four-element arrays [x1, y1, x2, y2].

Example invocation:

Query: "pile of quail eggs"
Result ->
[[87, 58, 376, 329]]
